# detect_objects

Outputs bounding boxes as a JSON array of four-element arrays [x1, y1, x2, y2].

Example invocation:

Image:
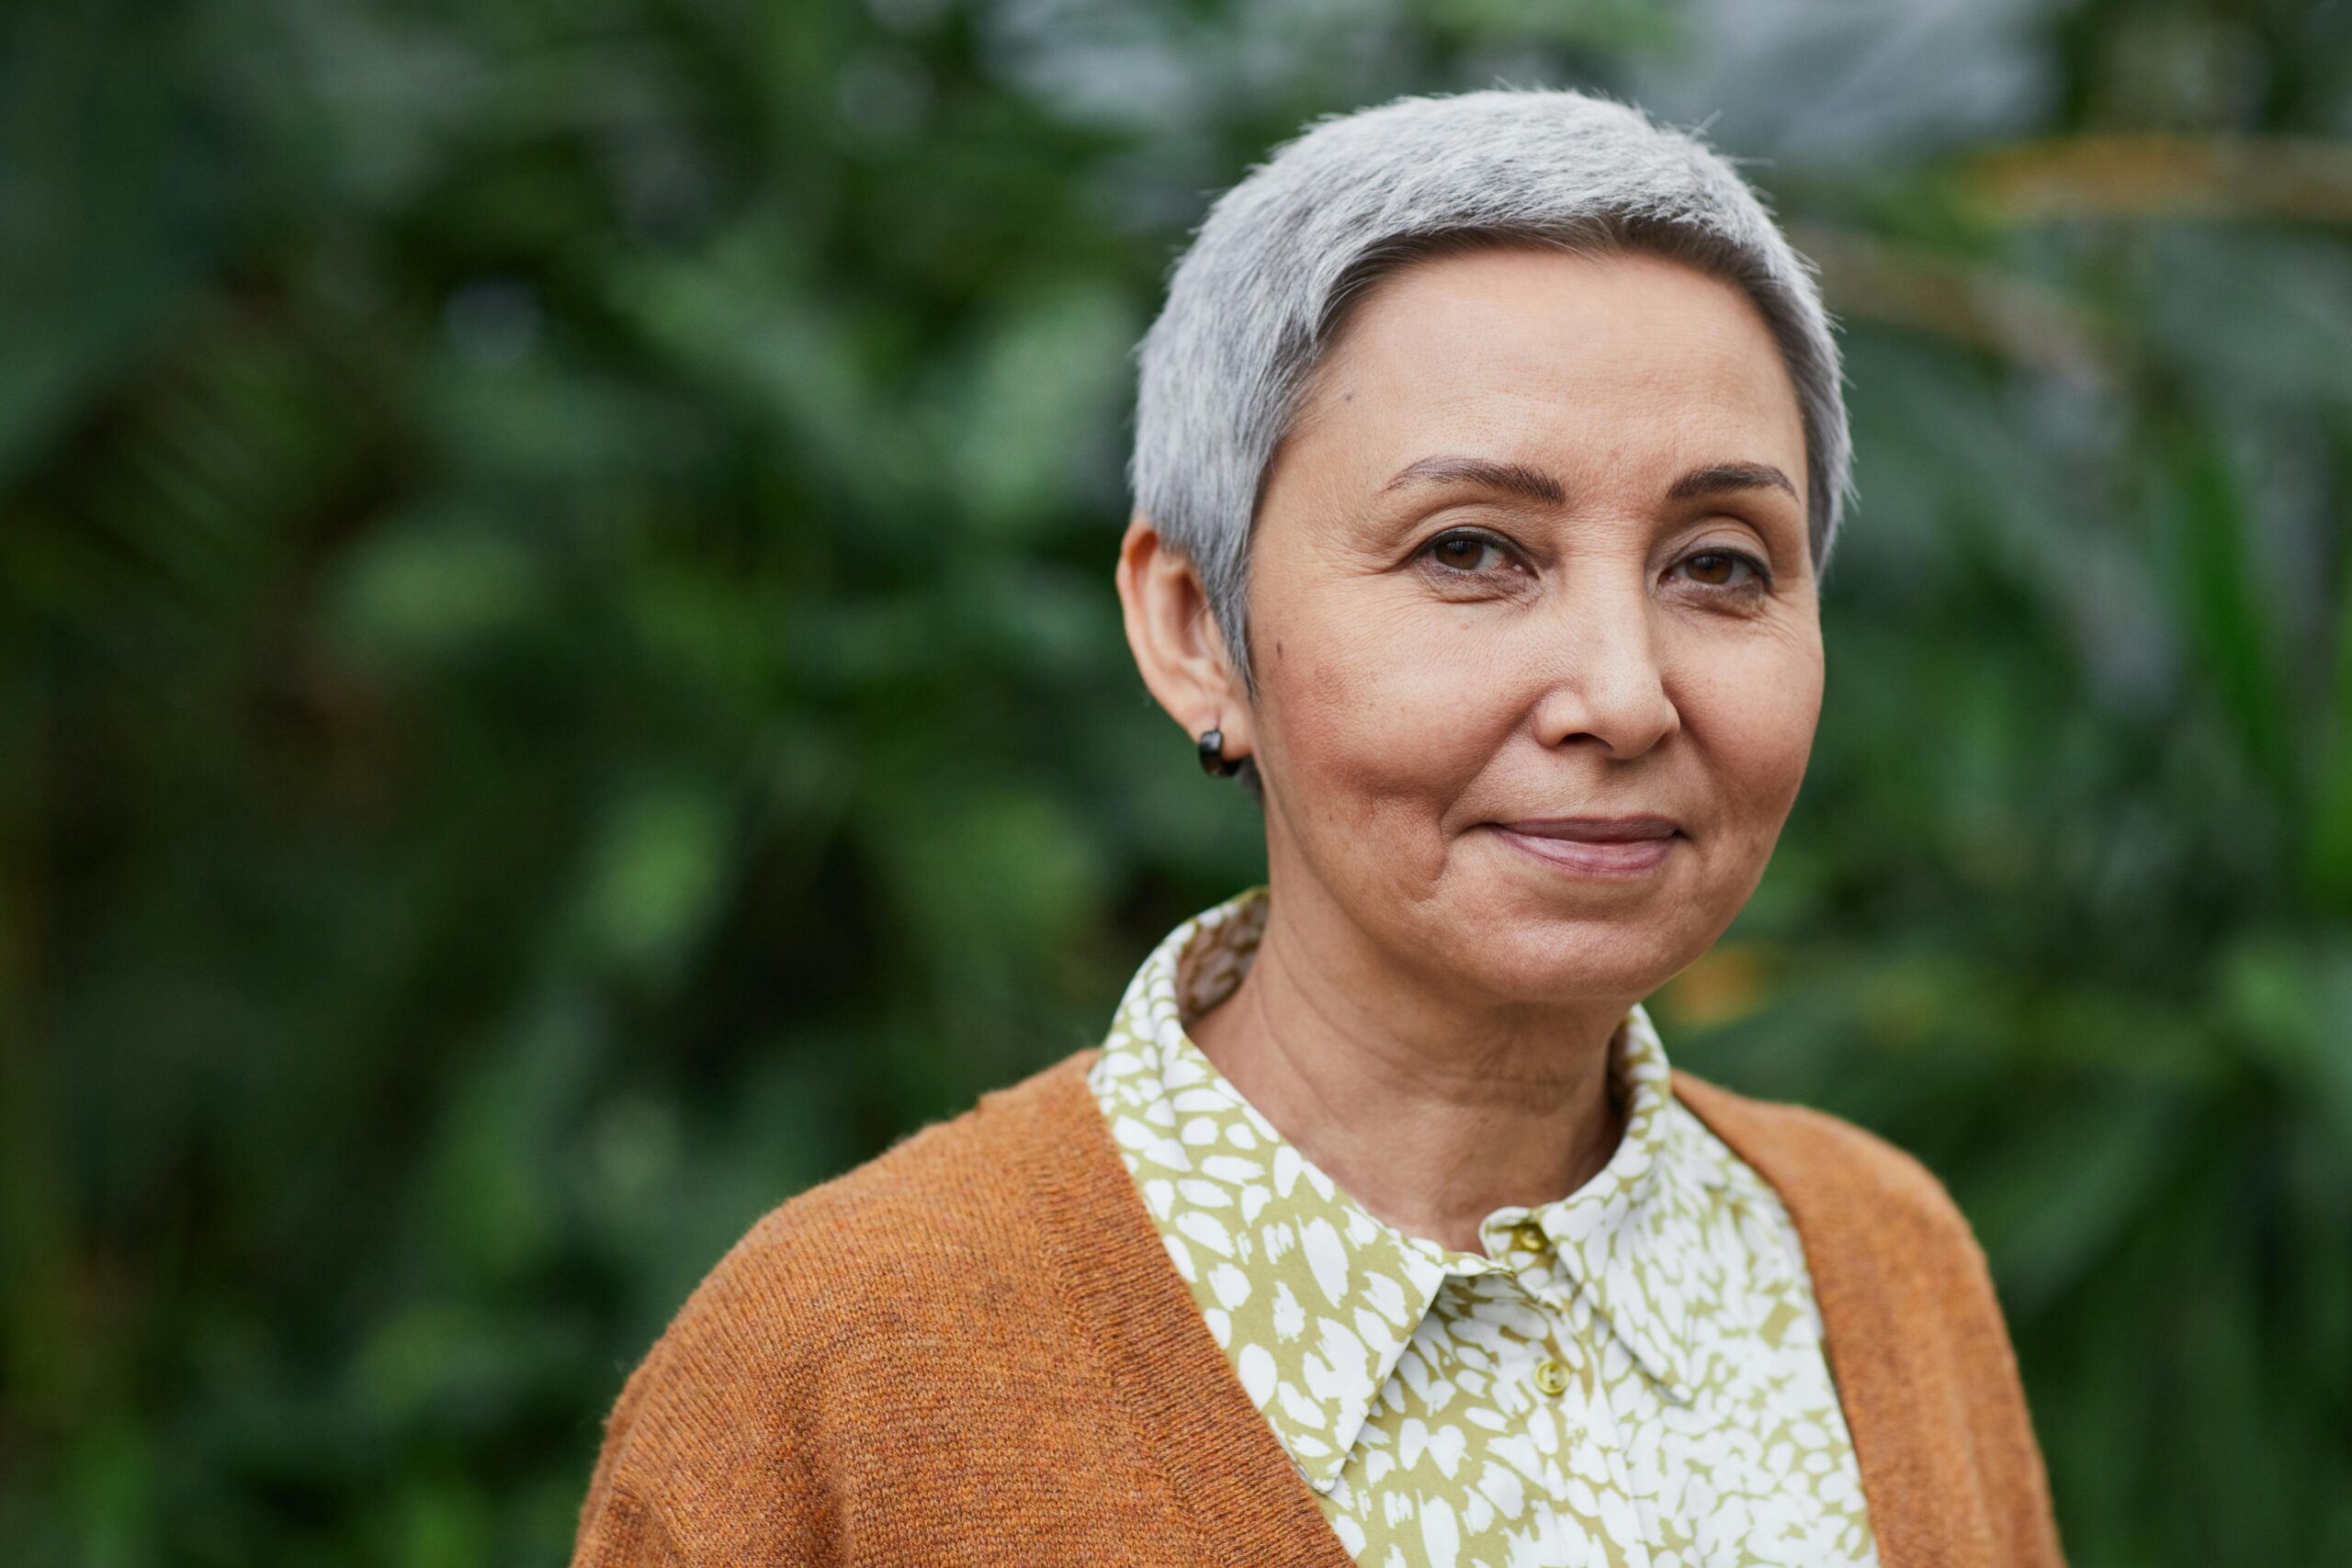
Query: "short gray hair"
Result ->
[[1127, 85, 1854, 796]]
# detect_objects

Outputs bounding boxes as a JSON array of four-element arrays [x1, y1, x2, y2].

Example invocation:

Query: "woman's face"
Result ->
[[1224, 244, 1822, 1008]]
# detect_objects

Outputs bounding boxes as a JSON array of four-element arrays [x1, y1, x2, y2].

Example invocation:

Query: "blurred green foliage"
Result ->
[[4, 0, 2350, 1562]]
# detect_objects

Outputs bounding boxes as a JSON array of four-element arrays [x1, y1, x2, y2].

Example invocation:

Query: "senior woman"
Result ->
[[571, 87, 2064, 1568]]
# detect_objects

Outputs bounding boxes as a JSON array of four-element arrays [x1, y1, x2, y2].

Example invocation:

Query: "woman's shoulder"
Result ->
[[1668, 1069, 2064, 1566], [1668, 1066, 1980, 1245], [572, 1049, 1108, 1563], [677, 1047, 1101, 1331]]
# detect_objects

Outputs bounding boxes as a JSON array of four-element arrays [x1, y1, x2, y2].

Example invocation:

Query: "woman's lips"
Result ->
[[1490, 818, 1679, 876]]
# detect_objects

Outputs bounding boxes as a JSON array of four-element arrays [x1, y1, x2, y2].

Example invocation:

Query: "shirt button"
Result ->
[[1532, 1359, 1570, 1397], [1511, 1221, 1547, 1253]]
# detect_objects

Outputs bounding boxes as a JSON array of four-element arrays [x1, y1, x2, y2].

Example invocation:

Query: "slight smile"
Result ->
[[1489, 816, 1681, 877]]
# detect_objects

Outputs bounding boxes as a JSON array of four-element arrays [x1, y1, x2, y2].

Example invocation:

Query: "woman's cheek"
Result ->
[[1280, 615, 1507, 816], [1694, 641, 1821, 838]]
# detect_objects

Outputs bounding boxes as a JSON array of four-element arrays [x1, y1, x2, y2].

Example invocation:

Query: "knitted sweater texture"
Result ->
[[570, 1049, 2065, 1567]]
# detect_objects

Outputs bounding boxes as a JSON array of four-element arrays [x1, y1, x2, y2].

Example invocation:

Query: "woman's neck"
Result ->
[[1182, 885, 1634, 1256]]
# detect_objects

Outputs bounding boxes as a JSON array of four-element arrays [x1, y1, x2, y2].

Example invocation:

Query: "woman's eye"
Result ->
[[1424, 531, 1511, 575], [1674, 549, 1770, 592]]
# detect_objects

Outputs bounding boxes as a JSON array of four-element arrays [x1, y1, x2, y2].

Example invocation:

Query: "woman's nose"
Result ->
[[1525, 577, 1680, 759]]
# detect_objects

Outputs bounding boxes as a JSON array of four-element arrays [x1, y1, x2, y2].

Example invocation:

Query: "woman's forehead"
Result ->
[[1286, 248, 1809, 506], [1328, 249, 1792, 409]]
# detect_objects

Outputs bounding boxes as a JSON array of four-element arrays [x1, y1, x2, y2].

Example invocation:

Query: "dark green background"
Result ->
[[5, 0, 2349, 1562]]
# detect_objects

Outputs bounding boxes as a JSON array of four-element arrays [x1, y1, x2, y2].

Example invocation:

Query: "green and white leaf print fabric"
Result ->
[[1088, 886, 1881, 1568]]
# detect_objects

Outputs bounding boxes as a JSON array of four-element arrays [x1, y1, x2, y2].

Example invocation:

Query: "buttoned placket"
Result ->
[[1482, 1208, 1691, 1567]]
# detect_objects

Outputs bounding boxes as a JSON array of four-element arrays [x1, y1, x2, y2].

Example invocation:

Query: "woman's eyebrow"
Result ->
[[1380, 456, 1566, 505], [1379, 455, 1800, 508], [1665, 459, 1800, 504]]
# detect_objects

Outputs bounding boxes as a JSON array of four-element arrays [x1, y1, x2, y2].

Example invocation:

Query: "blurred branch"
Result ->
[[1959, 134, 2352, 225], [1790, 221, 2130, 387]]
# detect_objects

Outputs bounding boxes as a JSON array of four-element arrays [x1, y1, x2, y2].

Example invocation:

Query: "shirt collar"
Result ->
[[1089, 885, 1723, 1495]]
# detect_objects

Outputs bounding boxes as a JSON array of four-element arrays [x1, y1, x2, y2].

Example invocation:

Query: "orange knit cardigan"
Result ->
[[571, 1050, 2067, 1567]]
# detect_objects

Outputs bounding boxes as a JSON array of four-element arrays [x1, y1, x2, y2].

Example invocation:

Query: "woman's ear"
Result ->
[[1114, 511, 1253, 760]]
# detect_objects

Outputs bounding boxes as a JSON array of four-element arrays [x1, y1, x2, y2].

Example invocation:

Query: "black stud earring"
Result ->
[[1196, 727, 1243, 778]]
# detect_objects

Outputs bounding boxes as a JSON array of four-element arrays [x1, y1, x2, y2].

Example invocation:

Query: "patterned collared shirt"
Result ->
[[1088, 885, 1882, 1568]]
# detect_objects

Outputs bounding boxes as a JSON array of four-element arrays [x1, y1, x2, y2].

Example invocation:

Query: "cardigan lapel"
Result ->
[[1669, 1067, 2006, 1568], [1024, 1050, 1361, 1568]]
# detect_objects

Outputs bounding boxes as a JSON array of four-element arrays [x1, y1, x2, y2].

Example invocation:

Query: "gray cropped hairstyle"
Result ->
[[1127, 85, 1854, 793]]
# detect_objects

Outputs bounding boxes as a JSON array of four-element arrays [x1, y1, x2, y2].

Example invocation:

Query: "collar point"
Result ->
[[1292, 1457, 1347, 1496]]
